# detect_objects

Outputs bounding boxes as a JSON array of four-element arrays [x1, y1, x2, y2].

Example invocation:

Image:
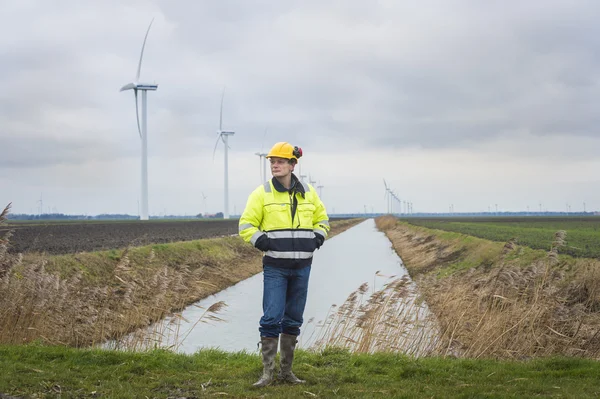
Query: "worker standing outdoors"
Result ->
[[239, 142, 330, 387]]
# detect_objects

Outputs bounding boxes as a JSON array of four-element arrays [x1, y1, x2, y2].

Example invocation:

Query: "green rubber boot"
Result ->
[[278, 333, 305, 384], [253, 336, 279, 387]]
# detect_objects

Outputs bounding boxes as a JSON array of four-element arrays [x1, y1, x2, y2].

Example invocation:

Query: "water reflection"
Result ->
[[107, 219, 439, 355]]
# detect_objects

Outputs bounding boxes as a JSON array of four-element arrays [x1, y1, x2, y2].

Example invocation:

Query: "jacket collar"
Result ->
[[271, 173, 306, 197]]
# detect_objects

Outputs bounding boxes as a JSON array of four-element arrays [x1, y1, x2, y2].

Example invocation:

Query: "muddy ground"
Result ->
[[3, 218, 352, 255]]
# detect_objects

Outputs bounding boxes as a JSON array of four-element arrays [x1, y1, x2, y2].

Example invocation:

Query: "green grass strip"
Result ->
[[1, 345, 599, 398], [406, 219, 600, 258]]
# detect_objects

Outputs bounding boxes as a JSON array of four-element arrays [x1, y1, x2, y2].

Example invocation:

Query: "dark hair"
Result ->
[[288, 158, 297, 166]]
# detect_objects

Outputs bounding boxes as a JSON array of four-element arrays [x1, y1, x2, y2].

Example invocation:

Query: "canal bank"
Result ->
[[113, 219, 438, 354]]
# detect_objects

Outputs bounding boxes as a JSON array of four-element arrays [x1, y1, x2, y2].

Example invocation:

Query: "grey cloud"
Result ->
[[3, 0, 600, 167], [0, 136, 133, 168]]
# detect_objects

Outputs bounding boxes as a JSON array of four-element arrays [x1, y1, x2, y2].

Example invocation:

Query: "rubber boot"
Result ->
[[253, 336, 279, 387], [278, 333, 305, 384]]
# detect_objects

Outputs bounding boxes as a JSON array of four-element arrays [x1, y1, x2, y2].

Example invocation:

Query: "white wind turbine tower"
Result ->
[[201, 191, 208, 217], [255, 128, 268, 183], [120, 19, 158, 221], [309, 174, 317, 187], [317, 182, 324, 198], [213, 88, 235, 219], [390, 190, 399, 214], [383, 179, 391, 214]]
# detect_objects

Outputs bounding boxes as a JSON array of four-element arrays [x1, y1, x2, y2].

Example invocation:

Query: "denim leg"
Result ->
[[259, 266, 288, 338], [281, 265, 311, 336]]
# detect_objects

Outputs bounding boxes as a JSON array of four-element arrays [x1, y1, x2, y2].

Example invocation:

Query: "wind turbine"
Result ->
[[317, 182, 324, 198], [120, 19, 158, 221], [390, 190, 399, 214], [201, 191, 208, 217], [383, 179, 391, 214], [38, 193, 43, 216], [213, 88, 235, 219], [309, 174, 317, 187], [255, 128, 268, 183], [299, 171, 307, 183]]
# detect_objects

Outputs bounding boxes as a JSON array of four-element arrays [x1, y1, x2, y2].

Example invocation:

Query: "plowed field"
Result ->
[[2, 220, 240, 255]]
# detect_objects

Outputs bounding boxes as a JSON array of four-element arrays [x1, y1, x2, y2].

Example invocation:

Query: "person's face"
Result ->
[[269, 157, 294, 178]]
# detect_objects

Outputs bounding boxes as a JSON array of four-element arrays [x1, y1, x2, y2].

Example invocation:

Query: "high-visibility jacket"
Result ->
[[239, 175, 330, 268]]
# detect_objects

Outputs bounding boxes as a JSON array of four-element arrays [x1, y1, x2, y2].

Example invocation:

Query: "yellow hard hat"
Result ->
[[266, 142, 303, 160]]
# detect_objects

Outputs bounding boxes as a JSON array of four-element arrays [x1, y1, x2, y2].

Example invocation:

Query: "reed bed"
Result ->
[[376, 215, 600, 359], [0, 205, 362, 349], [0, 203, 260, 347], [308, 274, 441, 356], [104, 300, 228, 351]]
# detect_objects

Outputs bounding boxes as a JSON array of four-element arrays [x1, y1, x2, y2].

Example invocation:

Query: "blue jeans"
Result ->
[[259, 265, 311, 338]]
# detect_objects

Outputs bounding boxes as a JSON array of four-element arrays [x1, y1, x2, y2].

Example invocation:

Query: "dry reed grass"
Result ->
[[308, 274, 441, 356], [105, 300, 228, 351], [375, 215, 600, 359], [0, 203, 260, 347], [0, 207, 362, 349]]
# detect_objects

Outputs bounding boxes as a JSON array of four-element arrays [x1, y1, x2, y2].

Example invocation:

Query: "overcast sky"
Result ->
[[2, 0, 599, 216]]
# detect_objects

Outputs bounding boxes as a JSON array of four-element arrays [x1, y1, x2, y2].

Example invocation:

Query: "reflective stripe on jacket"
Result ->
[[239, 176, 330, 268]]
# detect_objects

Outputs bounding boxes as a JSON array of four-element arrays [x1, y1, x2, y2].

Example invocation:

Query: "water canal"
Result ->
[[110, 219, 439, 355]]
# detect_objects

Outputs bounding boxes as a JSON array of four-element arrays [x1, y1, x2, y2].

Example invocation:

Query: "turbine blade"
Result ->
[[135, 90, 142, 139], [219, 87, 225, 131], [212, 133, 221, 162], [136, 18, 155, 82], [120, 83, 136, 91]]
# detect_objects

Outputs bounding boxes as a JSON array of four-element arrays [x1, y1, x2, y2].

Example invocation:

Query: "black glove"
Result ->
[[314, 234, 325, 250], [254, 235, 271, 252]]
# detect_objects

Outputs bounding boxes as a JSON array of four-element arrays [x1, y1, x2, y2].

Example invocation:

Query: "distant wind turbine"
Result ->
[[317, 182, 324, 198], [255, 128, 268, 183], [120, 19, 158, 221], [201, 191, 208, 216], [309, 174, 317, 186], [38, 193, 43, 216], [213, 88, 235, 219], [383, 179, 391, 214]]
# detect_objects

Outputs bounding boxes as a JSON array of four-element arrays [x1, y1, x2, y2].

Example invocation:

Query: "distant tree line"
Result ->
[[7, 213, 140, 220], [8, 212, 227, 220]]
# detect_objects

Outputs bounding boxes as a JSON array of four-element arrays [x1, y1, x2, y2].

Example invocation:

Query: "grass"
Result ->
[[405, 217, 600, 258], [1, 345, 599, 398]]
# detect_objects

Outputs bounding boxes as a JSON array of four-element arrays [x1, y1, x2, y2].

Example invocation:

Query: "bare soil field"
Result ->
[[3, 218, 354, 255], [2, 220, 240, 254]]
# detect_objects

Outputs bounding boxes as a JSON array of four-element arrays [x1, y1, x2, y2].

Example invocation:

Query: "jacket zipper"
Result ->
[[289, 192, 295, 254]]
